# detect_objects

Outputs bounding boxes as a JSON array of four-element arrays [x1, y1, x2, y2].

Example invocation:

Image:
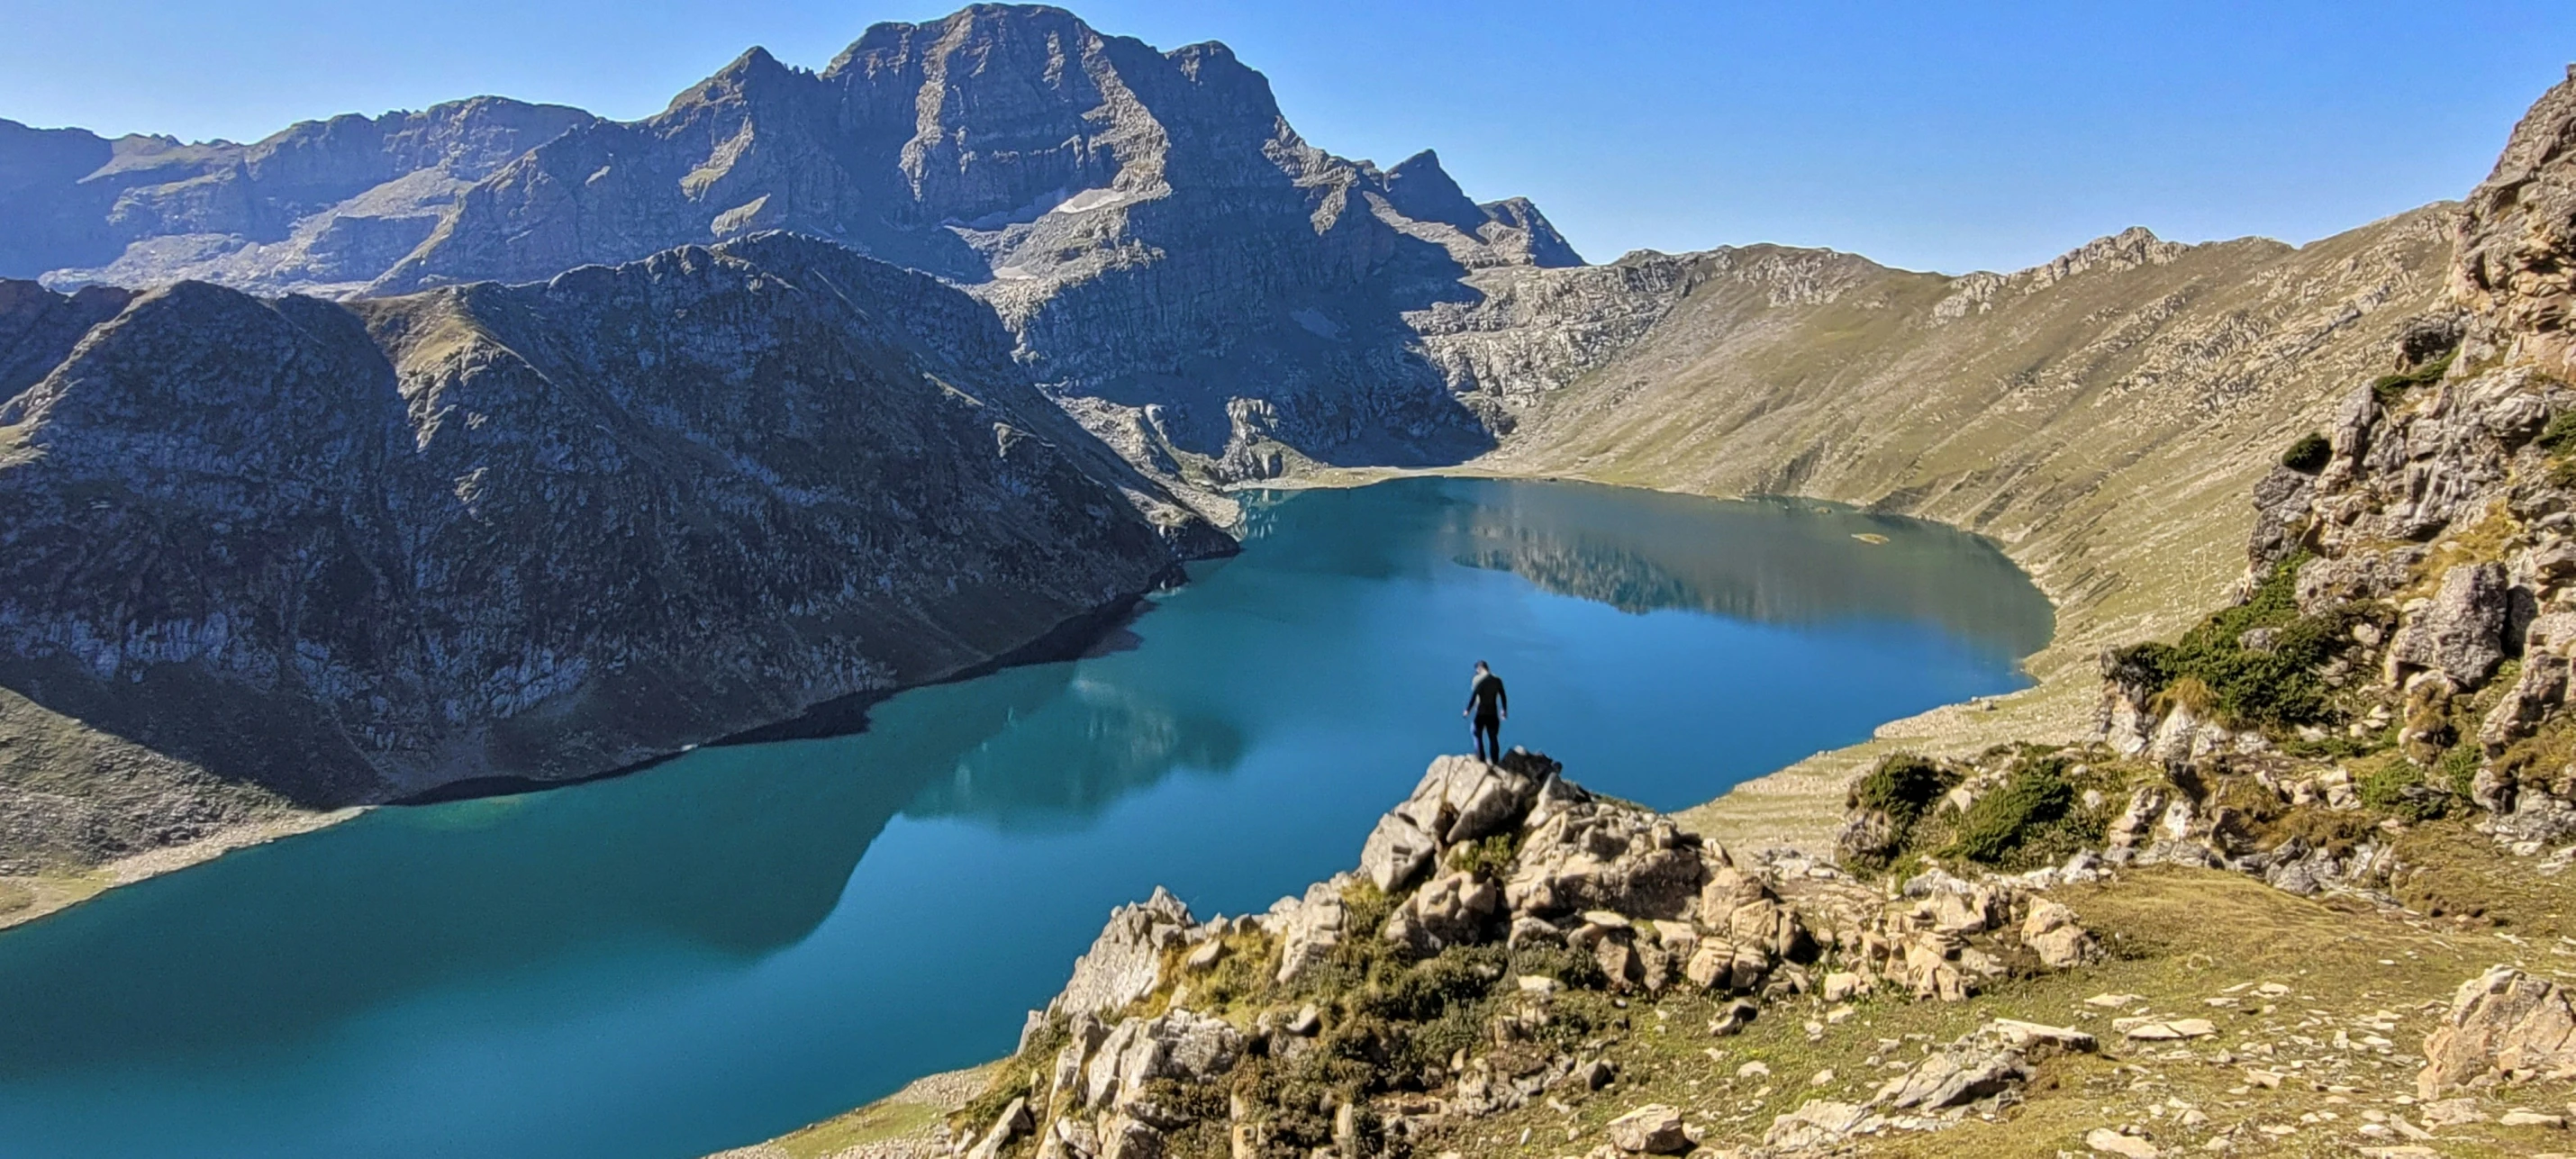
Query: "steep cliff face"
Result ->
[[0, 233, 1224, 849], [2127, 67, 2576, 841], [0, 98, 598, 295]]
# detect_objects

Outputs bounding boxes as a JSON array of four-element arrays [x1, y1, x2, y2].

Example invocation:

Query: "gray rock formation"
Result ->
[[2388, 563, 2512, 688], [0, 99, 599, 296], [0, 231, 1224, 821], [2418, 964, 2576, 1098], [5, 5, 1596, 481]]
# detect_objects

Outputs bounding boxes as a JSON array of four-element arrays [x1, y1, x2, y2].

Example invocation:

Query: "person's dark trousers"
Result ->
[[1474, 715, 1501, 764]]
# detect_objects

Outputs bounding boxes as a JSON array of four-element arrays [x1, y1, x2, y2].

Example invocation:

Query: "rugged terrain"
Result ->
[[0, 231, 1224, 885], [714, 65, 2576, 1159], [1, 5, 1583, 477]]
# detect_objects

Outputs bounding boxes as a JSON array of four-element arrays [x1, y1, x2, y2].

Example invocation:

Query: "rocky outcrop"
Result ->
[[982, 752, 2114, 1159], [0, 99, 600, 295], [2418, 964, 2576, 1098], [0, 232, 1226, 846], [2454, 65, 2576, 380]]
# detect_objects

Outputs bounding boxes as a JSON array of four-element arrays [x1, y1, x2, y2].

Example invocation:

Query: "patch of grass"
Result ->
[[2540, 408, 2576, 455], [1446, 831, 1521, 880], [772, 1099, 947, 1159], [2280, 431, 2330, 473], [0, 881, 30, 916], [2356, 757, 2455, 822], [2370, 348, 2454, 408]]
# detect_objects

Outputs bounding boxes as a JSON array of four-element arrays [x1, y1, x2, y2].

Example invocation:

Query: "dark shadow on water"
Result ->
[[0, 637, 1236, 1077]]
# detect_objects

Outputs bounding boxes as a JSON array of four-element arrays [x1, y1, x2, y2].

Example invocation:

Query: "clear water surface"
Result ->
[[0, 477, 2051, 1159]]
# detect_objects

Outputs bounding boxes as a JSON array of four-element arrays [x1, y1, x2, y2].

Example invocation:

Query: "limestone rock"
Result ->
[[2389, 563, 2511, 689], [1267, 877, 1350, 986], [2418, 964, 2576, 1098], [2083, 1127, 2160, 1157], [1505, 802, 1709, 921], [2020, 900, 2099, 968], [1051, 889, 1196, 1022], [1603, 1104, 1691, 1154], [1383, 869, 1502, 954], [1082, 1009, 1243, 1114], [1763, 1100, 1868, 1151]]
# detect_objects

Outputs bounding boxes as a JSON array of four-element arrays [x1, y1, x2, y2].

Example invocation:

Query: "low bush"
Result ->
[[2281, 431, 2332, 473], [1947, 755, 2079, 867], [1849, 753, 1955, 827], [2109, 553, 2379, 730], [2357, 757, 2455, 822]]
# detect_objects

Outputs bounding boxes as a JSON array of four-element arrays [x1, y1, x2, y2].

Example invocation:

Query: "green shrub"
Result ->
[[1850, 753, 1955, 827], [2358, 758, 2454, 822], [2437, 742, 2481, 799], [2371, 349, 2454, 408], [1947, 757, 2075, 866], [1446, 831, 1521, 880], [2540, 410, 2576, 455], [2281, 431, 2332, 473], [2108, 553, 2376, 730]]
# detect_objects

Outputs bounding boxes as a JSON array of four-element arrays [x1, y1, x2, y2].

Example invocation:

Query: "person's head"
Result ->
[[1474, 660, 1489, 674]]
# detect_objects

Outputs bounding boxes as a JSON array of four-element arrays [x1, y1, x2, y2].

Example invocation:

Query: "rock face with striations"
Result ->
[[2, 5, 1591, 481], [0, 231, 1225, 836]]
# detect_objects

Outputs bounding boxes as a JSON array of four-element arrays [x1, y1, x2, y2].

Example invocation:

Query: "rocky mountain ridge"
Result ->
[[0, 231, 1224, 872], [2, 5, 1587, 479]]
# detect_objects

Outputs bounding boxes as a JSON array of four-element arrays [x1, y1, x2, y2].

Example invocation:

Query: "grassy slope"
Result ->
[[1480, 209, 2458, 850]]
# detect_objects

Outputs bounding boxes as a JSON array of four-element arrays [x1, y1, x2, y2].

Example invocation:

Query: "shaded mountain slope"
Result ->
[[0, 232, 1223, 870]]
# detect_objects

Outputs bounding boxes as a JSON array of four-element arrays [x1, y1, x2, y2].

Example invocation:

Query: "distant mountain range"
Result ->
[[0, 5, 1583, 477]]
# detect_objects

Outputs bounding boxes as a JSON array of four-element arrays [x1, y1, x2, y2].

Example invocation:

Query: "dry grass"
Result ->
[[1413, 847, 2570, 1158]]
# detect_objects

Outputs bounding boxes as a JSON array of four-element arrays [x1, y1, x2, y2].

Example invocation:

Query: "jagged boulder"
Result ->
[[2295, 547, 2423, 615], [2019, 900, 2098, 969], [2419, 964, 2576, 1098], [1605, 1104, 1692, 1154], [1384, 869, 1503, 954], [1362, 755, 1545, 892], [1051, 888, 1197, 1021], [1081, 1009, 1243, 1115], [1505, 802, 1709, 921], [2483, 609, 2576, 752], [2388, 563, 2510, 689], [1265, 876, 1350, 985]]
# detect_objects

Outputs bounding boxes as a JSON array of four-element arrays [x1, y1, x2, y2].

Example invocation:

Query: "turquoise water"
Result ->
[[0, 477, 2050, 1159]]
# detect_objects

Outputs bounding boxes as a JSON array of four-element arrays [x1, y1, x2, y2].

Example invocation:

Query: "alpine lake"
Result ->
[[0, 477, 2053, 1158]]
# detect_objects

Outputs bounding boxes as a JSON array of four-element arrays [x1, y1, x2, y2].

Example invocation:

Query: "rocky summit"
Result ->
[[0, 5, 1587, 479], [0, 231, 1225, 869]]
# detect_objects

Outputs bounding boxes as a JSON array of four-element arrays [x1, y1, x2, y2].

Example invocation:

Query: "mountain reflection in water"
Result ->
[[0, 477, 2051, 1159]]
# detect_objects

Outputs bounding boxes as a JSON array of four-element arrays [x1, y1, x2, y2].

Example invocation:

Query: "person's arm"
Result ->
[[1498, 680, 1508, 718]]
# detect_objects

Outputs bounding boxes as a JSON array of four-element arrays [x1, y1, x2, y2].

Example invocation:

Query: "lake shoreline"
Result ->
[[0, 565, 1203, 936]]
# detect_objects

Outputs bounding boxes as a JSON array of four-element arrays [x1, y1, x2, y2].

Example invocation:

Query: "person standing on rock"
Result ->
[[1465, 660, 1509, 765]]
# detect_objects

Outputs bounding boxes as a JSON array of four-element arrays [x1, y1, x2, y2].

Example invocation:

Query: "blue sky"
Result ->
[[2, 1, 2571, 273]]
